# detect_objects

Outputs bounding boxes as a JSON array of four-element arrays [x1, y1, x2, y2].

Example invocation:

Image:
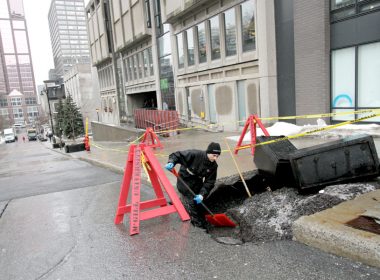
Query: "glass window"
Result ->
[[148, 47, 154, 75], [158, 32, 171, 57], [331, 0, 355, 10], [9, 0, 24, 16], [358, 42, 380, 107], [331, 47, 355, 109], [241, 1, 256, 52], [177, 33, 184, 68], [0, 98, 8, 107], [197, 22, 207, 63], [137, 52, 143, 78], [14, 30, 28, 53], [359, 1, 380, 12], [224, 8, 237, 56], [127, 57, 133, 81], [0, 108, 8, 116], [209, 15, 221, 60], [0, 0, 9, 18], [12, 20, 25, 29], [0, 20, 15, 53], [186, 28, 195, 66], [122, 58, 128, 82], [143, 49, 149, 77], [11, 97, 22, 106], [13, 108, 23, 118], [133, 55, 138, 79]]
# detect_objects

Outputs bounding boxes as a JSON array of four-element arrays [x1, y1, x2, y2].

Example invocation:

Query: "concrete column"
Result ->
[[293, 0, 330, 124], [150, 0, 162, 110], [256, 0, 278, 121]]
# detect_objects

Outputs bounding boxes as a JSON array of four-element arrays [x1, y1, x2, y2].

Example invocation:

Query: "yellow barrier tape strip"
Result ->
[[235, 112, 380, 151], [259, 109, 379, 121]]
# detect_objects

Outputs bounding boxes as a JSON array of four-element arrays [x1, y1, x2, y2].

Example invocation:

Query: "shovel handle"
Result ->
[[171, 169, 215, 216]]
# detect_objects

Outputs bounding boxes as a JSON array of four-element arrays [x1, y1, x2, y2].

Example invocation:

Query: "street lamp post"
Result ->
[[95, 108, 99, 122], [46, 88, 55, 136]]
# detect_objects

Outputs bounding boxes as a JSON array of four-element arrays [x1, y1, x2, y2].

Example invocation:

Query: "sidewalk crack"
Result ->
[[0, 200, 11, 219], [35, 243, 77, 280]]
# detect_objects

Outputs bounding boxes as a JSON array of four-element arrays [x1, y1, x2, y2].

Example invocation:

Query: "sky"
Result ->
[[23, 0, 54, 86], [23, 0, 91, 87]]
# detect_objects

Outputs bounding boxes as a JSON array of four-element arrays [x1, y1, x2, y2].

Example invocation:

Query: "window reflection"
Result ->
[[14, 30, 28, 53], [9, 0, 25, 16], [177, 33, 184, 68], [0, 20, 15, 53], [0, 0, 9, 18], [331, 0, 355, 10], [197, 22, 207, 63], [209, 15, 221, 60], [241, 1, 256, 52], [158, 32, 171, 57], [224, 8, 237, 56], [12, 20, 25, 29], [186, 28, 194, 66]]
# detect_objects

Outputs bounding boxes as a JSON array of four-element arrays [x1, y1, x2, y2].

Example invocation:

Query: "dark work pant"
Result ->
[[180, 194, 206, 228]]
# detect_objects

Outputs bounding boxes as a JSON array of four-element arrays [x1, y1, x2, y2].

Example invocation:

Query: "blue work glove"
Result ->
[[193, 194, 204, 204], [165, 162, 174, 171]]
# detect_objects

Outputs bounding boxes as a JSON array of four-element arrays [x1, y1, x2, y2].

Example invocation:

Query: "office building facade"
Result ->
[[0, 0, 39, 127], [86, 0, 380, 131], [48, 0, 90, 78]]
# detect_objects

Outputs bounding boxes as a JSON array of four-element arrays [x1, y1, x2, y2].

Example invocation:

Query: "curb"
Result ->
[[292, 190, 380, 268]]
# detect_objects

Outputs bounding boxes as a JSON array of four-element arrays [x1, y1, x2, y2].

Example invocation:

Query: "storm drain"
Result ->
[[346, 216, 380, 235]]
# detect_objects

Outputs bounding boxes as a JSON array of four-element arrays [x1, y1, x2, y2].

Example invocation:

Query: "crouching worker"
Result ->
[[165, 142, 221, 228]]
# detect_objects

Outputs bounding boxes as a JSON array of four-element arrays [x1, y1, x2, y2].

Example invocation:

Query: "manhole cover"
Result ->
[[346, 216, 380, 235]]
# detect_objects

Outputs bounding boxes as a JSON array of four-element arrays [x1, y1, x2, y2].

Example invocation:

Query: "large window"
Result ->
[[358, 42, 380, 107], [11, 97, 22, 106], [0, 98, 8, 107], [186, 28, 195, 66], [209, 15, 221, 60], [241, 1, 256, 52], [331, 42, 380, 122], [331, 47, 355, 111], [177, 33, 184, 68], [330, 0, 380, 22], [13, 108, 23, 118], [197, 22, 207, 64], [224, 8, 237, 56]]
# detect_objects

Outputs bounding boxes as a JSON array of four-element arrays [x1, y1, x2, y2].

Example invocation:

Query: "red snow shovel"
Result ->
[[171, 169, 236, 227]]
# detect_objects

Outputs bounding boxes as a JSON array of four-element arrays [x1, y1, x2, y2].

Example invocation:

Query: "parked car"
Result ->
[[38, 134, 48, 142]]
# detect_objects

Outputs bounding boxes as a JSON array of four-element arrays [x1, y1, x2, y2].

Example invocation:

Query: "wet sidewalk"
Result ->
[[41, 127, 380, 268]]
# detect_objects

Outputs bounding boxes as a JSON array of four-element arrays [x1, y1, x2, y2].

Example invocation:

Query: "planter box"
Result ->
[[52, 142, 65, 149], [65, 143, 85, 153]]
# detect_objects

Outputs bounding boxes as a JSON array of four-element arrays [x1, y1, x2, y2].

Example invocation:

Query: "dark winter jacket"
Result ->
[[168, 149, 218, 198]]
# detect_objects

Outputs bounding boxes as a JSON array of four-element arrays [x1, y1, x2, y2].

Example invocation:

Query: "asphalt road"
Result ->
[[1, 140, 380, 279]]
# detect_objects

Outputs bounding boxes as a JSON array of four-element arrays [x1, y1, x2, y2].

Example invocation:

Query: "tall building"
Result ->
[[0, 0, 39, 127], [48, 0, 90, 78], [85, 0, 380, 134]]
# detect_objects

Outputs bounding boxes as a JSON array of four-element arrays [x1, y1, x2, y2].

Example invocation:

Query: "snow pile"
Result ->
[[226, 120, 380, 142]]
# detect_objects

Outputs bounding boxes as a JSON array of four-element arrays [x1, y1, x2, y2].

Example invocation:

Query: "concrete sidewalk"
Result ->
[[42, 128, 380, 268]]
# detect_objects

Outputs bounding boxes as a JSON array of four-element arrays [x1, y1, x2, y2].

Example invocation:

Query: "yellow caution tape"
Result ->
[[235, 112, 380, 151]]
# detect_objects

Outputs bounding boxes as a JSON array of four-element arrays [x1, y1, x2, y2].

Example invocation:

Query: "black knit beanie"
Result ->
[[206, 142, 221, 155]]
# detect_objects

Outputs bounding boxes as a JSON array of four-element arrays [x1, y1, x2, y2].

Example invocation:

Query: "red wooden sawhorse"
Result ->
[[140, 127, 163, 149], [234, 114, 270, 156], [114, 143, 189, 235]]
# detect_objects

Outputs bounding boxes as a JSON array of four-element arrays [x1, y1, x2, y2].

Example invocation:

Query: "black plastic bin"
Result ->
[[253, 136, 298, 186], [289, 134, 380, 191], [65, 143, 85, 153]]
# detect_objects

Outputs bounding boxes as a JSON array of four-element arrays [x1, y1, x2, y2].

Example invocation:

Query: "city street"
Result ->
[[1, 140, 380, 279]]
